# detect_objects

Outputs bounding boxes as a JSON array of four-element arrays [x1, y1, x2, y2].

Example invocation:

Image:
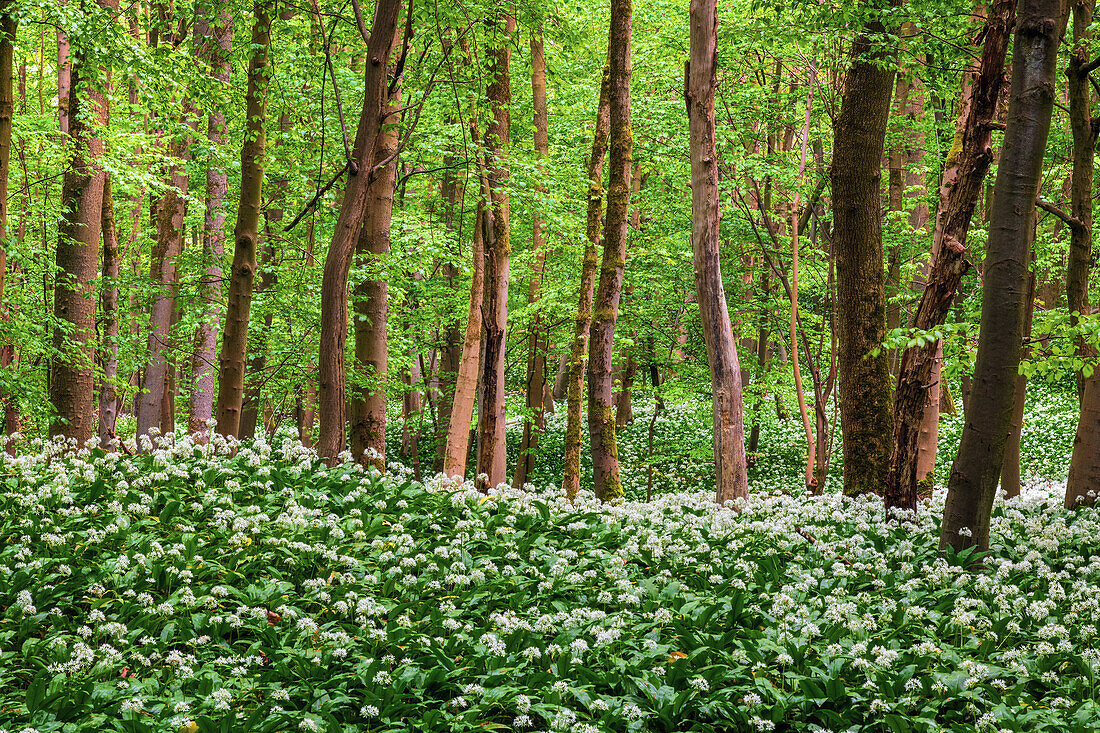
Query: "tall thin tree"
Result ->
[[685, 0, 749, 504], [587, 0, 632, 502], [941, 0, 1066, 552]]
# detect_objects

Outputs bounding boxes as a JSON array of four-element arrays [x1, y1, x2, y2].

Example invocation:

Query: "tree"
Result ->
[[316, 0, 402, 460], [513, 23, 551, 490], [588, 0, 632, 502], [685, 0, 748, 505], [830, 5, 896, 497], [941, 0, 1066, 553], [562, 64, 610, 500], [475, 11, 514, 491], [51, 0, 108, 443], [215, 0, 272, 439], [885, 0, 1015, 514], [189, 0, 232, 438]]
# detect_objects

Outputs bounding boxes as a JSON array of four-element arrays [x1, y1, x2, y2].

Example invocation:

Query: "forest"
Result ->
[[2, 0, 1100, 730]]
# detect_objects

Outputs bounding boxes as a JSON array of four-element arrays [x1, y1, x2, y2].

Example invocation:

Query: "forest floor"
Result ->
[[1, 382, 1096, 732]]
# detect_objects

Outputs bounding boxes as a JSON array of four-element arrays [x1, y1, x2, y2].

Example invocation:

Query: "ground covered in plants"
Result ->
[[2, 392, 1099, 733]]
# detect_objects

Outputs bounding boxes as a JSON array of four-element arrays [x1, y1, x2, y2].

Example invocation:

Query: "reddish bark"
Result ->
[[885, 0, 1015, 514], [686, 0, 749, 504], [316, 0, 402, 460]]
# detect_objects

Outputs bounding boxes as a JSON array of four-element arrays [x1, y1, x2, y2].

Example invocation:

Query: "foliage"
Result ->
[[1, 429, 1098, 732]]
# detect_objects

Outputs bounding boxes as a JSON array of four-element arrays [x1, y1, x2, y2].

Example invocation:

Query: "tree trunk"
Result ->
[[686, 0, 749, 505], [349, 56, 400, 469], [316, 0, 402, 460], [587, 0, 632, 502], [189, 0, 232, 437], [137, 134, 190, 440], [442, 197, 486, 478], [513, 24, 551, 489], [239, 239, 275, 439], [941, 0, 1065, 553], [475, 12, 514, 492], [1000, 249, 1035, 498], [0, 3, 14, 442], [885, 0, 1015, 513], [98, 174, 121, 443], [831, 14, 896, 497], [215, 0, 272, 439], [562, 64, 610, 500], [1064, 0, 1100, 509], [50, 28, 106, 443]]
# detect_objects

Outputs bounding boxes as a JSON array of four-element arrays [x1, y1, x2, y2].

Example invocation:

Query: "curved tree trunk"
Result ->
[[0, 3, 15, 441], [686, 0, 749, 505], [884, 0, 1015, 514], [831, 13, 896, 497], [215, 0, 272, 439], [562, 64, 610, 500], [941, 0, 1065, 553], [189, 0, 232, 437], [587, 0, 632, 502]]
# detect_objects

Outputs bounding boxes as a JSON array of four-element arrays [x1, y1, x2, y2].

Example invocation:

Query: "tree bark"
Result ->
[[137, 131, 190, 440], [215, 0, 272, 439], [475, 12, 514, 492], [562, 64, 610, 500], [513, 24, 551, 489], [98, 174, 121, 443], [885, 0, 1015, 513], [831, 13, 896, 497], [941, 0, 1065, 553], [189, 0, 232, 437], [349, 54, 400, 469], [686, 0, 749, 505], [0, 2, 14, 441], [316, 0, 402, 460], [1064, 0, 1100, 509], [1000, 248, 1035, 498], [442, 197, 486, 478], [587, 0, 632, 502], [50, 18, 106, 443]]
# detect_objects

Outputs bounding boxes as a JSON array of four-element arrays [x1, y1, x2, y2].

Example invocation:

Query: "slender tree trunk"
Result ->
[[349, 65, 400, 469], [885, 0, 1015, 513], [587, 0, 632, 502], [513, 24, 551, 489], [1064, 0, 1100, 509], [686, 0, 749, 504], [475, 12, 514, 491], [57, 14, 70, 135], [189, 0, 232, 437], [215, 0, 272, 438], [316, 0, 401, 460], [50, 18, 106, 443], [239, 239, 275, 439], [831, 13, 896, 496], [442, 197, 486, 478], [562, 64, 610, 500], [941, 0, 1065, 553], [98, 174, 121, 443], [137, 133, 190, 440], [0, 2, 15, 441], [1000, 248, 1035, 498]]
